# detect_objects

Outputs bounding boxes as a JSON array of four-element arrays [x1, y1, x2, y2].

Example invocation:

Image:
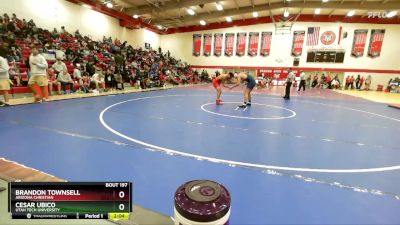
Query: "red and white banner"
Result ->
[[368, 29, 385, 58], [193, 34, 202, 56], [225, 33, 235, 57], [248, 32, 259, 56], [214, 33, 223, 57], [351, 29, 368, 58], [291, 31, 305, 56], [203, 34, 212, 57], [260, 32, 272, 56], [236, 32, 247, 56]]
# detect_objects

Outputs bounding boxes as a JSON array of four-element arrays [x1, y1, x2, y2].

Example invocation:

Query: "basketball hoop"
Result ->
[[273, 15, 294, 35]]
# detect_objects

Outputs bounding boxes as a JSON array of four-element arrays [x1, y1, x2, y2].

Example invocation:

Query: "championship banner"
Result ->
[[351, 29, 368, 58], [291, 31, 305, 56], [203, 34, 212, 57], [214, 33, 223, 57], [236, 32, 247, 56], [260, 32, 272, 56], [248, 32, 259, 56], [224, 33, 235, 57], [368, 29, 385, 58], [193, 34, 202, 56]]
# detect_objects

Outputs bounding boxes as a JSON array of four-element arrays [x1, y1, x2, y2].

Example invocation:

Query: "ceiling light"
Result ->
[[226, 16, 232, 22], [347, 10, 355, 17], [216, 3, 223, 11], [284, 9, 289, 18], [82, 4, 91, 9], [253, 12, 258, 17], [133, 14, 139, 19], [106, 2, 113, 8], [322, 0, 328, 2], [187, 8, 195, 16], [386, 11, 397, 18], [200, 20, 206, 26], [315, 8, 321, 15]]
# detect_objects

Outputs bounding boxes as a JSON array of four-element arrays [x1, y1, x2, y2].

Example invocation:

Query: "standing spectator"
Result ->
[[283, 69, 295, 100], [52, 57, 67, 75], [326, 73, 332, 89], [47, 68, 61, 95], [306, 74, 311, 88], [345, 76, 350, 89], [349, 76, 355, 90], [0, 52, 11, 106], [114, 72, 124, 90], [355, 74, 361, 90], [359, 76, 365, 90], [365, 75, 372, 91], [28, 46, 48, 102], [57, 70, 76, 94], [298, 71, 306, 91]]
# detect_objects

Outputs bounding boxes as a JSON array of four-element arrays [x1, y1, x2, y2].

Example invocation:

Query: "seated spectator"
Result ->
[[52, 57, 67, 75], [57, 70, 76, 94], [47, 68, 61, 95], [311, 75, 318, 88], [55, 47, 66, 60], [74, 29, 82, 39], [79, 71, 91, 93], [331, 78, 340, 89], [91, 72, 105, 91], [73, 64, 83, 84], [104, 69, 115, 90], [86, 62, 96, 76]]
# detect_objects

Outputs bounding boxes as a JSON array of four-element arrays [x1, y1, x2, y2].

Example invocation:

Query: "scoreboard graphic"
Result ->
[[8, 182, 132, 219]]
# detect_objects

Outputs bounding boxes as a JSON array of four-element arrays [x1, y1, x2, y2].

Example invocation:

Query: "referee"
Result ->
[[283, 68, 295, 100], [298, 70, 306, 91]]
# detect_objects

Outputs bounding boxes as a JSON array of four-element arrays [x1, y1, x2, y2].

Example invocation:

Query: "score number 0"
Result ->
[[118, 191, 126, 211]]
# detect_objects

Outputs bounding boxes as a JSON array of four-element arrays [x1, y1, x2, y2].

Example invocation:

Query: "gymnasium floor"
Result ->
[[0, 85, 399, 224]]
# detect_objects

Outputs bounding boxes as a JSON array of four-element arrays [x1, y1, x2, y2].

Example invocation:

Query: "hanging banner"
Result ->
[[214, 33, 223, 57], [225, 33, 235, 57], [260, 32, 272, 56], [193, 34, 202, 56], [236, 32, 247, 57], [247, 32, 259, 56], [368, 29, 385, 58], [203, 34, 212, 57], [351, 29, 368, 58], [291, 31, 305, 56]]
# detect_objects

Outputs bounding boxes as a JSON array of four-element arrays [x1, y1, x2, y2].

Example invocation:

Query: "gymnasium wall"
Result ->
[[160, 22, 400, 88], [0, 0, 160, 49]]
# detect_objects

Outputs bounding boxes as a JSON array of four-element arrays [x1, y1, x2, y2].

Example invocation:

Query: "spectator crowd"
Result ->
[[0, 13, 201, 104]]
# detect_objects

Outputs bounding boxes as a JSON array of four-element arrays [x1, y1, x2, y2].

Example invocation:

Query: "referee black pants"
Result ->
[[298, 80, 306, 91], [284, 81, 292, 99]]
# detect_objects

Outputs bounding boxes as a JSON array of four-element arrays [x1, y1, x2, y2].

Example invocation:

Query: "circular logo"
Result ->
[[320, 31, 336, 45], [199, 186, 216, 196]]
